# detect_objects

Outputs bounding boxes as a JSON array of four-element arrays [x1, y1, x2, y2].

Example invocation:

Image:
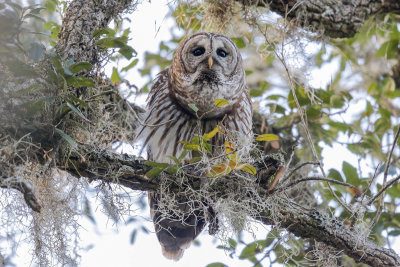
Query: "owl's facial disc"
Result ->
[[172, 33, 246, 118]]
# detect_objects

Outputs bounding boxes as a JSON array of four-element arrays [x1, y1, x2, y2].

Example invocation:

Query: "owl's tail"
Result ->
[[148, 192, 207, 261]]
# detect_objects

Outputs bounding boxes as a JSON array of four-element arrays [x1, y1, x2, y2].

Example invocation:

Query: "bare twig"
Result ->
[[368, 125, 400, 230], [271, 176, 356, 194], [361, 163, 382, 201], [281, 161, 319, 184], [367, 174, 400, 206]]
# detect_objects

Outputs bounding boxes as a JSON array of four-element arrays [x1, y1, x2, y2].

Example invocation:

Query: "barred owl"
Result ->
[[136, 32, 252, 260]]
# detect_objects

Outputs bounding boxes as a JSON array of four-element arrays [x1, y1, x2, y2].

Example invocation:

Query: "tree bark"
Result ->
[[238, 0, 400, 38], [62, 144, 400, 267], [56, 0, 137, 63]]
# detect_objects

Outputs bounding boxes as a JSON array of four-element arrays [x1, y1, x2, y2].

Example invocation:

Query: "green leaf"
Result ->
[[93, 28, 115, 38], [96, 36, 127, 48], [23, 13, 46, 22], [119, 45, 137, 59], [256, 134, 280, 141], [66, 102, 91, 123], [206, 263, 227, 267], [188, 103, 198, 113], [327, 168, 343, 182], [66, 76, 95, 88], [190, 157, 202, 163], [330, 94, 345, 108], [214, 99, 230, 107], [376, 40, 399, 59], [111, 67, 121, 84], [183, 143, 201, 151], [178, 150, 189, 161], [235, 163, 256, 175], [69, 62, 93, 73], [121, 59, 138, 72], [388, 230, 400, 236], [306, 105, 322, 120], [68, 95, 89, 108], [342, 161, 359, 185], [166, 166, 179, 175], [239, 240, 266, 259], [384, 77, 396, 92], [144, 161, 169, 168], [228, 238, 237, 250], [145, 167, 164, 179], [55, 128, 78, 149], [27, 7, 46, 15], [231, 37, 246, 48], [167, 156, 180, 165]]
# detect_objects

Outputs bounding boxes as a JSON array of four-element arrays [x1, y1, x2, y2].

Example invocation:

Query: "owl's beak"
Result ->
[[208, 56, 213, 69]]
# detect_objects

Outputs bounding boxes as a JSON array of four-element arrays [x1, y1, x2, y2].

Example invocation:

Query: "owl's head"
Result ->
[[169, 32, 246, 118]]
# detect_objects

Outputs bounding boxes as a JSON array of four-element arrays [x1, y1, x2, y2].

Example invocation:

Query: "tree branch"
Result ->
[[58, 144, 400, 266], [237, 0, 400, 38], [258, 204, 400, 266]]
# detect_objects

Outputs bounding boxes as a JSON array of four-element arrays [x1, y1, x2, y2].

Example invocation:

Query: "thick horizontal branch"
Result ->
[[58, 144, 400, 266], [63, 144, 157, 191], [259, 203, 400, 266], [238, 0, 400, 38]]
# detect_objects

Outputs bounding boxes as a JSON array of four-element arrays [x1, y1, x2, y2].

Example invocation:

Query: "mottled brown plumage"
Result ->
[[136, 32, 252, 260]]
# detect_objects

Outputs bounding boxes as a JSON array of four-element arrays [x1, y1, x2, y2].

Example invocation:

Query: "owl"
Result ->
[[136, 32, 252, 260]]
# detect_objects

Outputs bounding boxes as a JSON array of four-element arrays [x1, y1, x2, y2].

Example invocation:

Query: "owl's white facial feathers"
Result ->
[[170, 32, 246, 118]]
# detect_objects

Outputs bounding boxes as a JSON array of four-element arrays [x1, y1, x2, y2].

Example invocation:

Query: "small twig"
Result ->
[[367, 174, 400, 206], [361, 163, 382, 201], [281, 161, 319, 184], [368, 125, 400, 230], [383, 125, 400, 182], [271, 176, 356, 194]]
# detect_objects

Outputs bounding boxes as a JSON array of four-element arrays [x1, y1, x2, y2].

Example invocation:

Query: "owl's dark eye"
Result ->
[[192, 47, 205, 56], [217, 48, 228, 57]]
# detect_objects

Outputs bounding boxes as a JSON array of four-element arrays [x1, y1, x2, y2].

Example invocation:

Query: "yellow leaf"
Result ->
[[207, 162, 232, 177], [256, 134, 280, 141], [224, 141, 235, 153], [203, 125, 219, 140], [235, 163, 257, 175], [214, 99, 230, 107], [228, 160, 237, 168]]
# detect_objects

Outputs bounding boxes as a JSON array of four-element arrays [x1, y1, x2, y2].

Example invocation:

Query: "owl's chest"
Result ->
[[146, 115, 222, 163]]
